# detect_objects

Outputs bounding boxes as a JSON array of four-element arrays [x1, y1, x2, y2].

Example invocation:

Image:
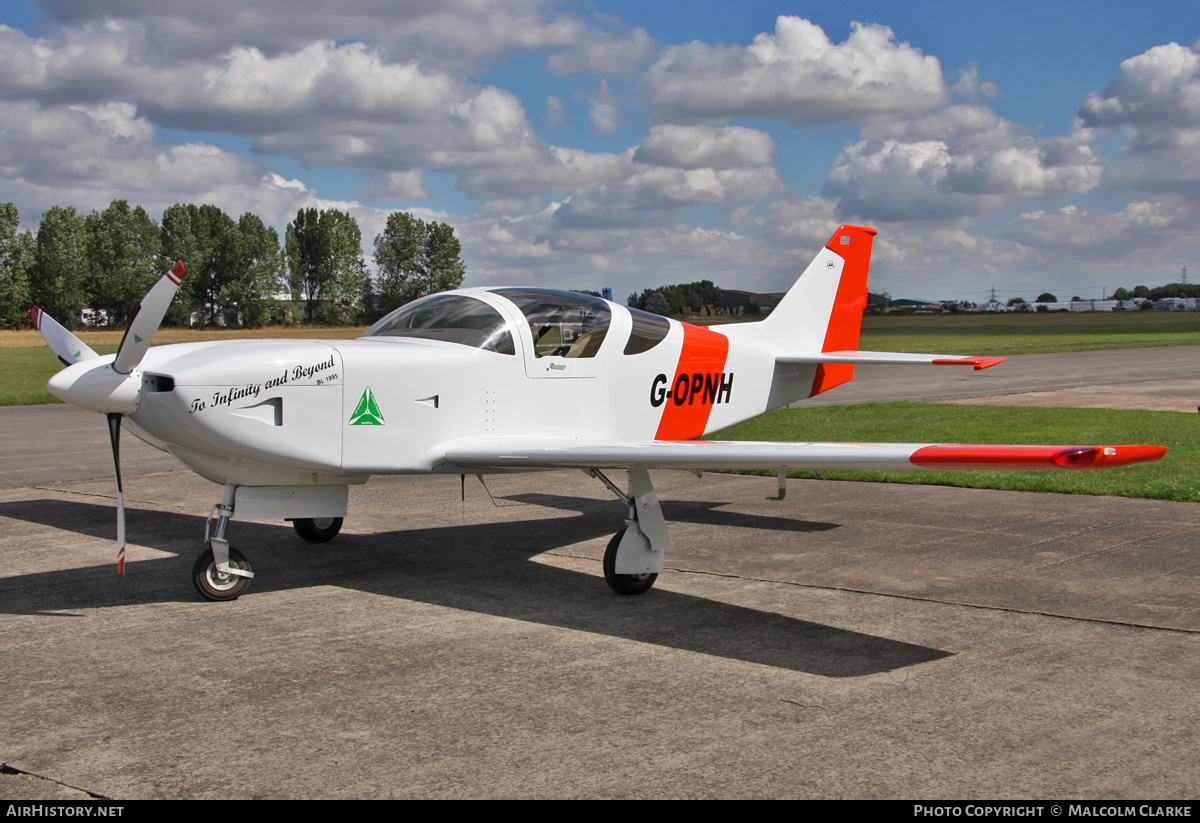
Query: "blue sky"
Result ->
[[2, 0, 1199, 301]]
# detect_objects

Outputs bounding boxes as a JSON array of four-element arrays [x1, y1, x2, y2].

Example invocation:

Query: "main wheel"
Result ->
[[292, 517, 343, 543], [192, 546, 252, 602], [603, 527, 658, 595]]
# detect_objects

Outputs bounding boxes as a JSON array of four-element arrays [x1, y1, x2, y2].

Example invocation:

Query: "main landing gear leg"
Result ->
[[589, 468, 669, 595], [193, 482, 255, 601]]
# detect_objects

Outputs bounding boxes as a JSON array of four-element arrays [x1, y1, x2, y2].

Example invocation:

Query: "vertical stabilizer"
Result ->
[[748, 224, 876, 396]]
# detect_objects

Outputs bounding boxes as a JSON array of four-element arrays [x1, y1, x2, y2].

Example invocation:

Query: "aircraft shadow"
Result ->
[[500, 492, 841, 533], [0, 498, 950, 678]]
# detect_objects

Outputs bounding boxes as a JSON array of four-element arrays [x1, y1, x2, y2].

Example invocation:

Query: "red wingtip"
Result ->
[[117, 546, 125, 577], [168, 260, 186, 285], [911, 444, 1167, 471], [931, 356, 1007, 370], [29, 306, 42, 329]]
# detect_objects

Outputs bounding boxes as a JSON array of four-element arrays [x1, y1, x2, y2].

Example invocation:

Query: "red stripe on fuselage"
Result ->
[[655, 323, 730, 440]]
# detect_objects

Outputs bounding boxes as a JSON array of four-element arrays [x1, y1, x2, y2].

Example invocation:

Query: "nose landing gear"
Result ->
[[193, 546, 253, 601], [193, 484, 255, 602]]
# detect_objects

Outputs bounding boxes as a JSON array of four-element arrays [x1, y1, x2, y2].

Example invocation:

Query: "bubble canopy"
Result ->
[[492, 288, 612, 359], [360, 293, 516, 355]]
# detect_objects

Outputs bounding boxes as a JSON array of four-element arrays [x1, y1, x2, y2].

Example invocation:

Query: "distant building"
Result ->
[[1155, 297, 1199, 310], [887, 298, 942, 312], [721, 289, 784, 311], [1069, 300, 1119, 312]]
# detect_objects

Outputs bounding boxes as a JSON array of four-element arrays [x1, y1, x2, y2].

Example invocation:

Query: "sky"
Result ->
[[2, 1, 1200, 303]]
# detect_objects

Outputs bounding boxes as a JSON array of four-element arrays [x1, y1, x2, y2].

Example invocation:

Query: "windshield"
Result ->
[[493, 288, 611, 358], [360, 294, 515, 355]]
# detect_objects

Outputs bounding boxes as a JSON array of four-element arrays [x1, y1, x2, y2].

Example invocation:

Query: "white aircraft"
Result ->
[[33, 225, 1165, 601]]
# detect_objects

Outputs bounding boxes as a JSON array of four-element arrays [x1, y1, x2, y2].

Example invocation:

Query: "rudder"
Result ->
[[754, 224, 876, 396]]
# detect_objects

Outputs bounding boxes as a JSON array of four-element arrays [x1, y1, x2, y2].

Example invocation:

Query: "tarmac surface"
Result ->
[[1, 346, 1198, 799]]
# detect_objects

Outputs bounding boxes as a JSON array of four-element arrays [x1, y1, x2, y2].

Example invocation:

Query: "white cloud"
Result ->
[[143, 41, 458, 133], [587, 79, 622, 137], [951, 65, 1001, 100], [645, 16, 948, 125], [453, 201, 788, 293], [823, 106, 1103, 223], [633, 125, 775, 169], [0, 22, 149, 102], [357, 171, 431, 203], [1079, 43, 1200, 137], [35, 0, 589, 68], [0, 100, 364, 228], [546, 25, 658, 75], [1079, 42, 1200, 200], [545, 94, 565, 128], [1004, 201, 1190, 252]]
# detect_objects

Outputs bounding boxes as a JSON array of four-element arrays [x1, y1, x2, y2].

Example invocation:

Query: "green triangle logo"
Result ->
[[349, 386, 385, 426], [134, 333, 143, 343], [73, 350, 80, 359]]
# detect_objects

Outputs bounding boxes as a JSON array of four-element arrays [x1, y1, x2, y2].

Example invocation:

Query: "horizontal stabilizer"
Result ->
[[778, 351, 1006, 370], [444, 439, 1166, 472]]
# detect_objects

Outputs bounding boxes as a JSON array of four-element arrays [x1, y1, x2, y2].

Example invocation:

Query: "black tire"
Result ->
[[192, 546, 252, 602], [603, 527, 658, 595], [293, 517, 343, 543]]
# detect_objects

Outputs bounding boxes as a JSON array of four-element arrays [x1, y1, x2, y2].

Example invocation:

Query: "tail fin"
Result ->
[[752, 225, 876, 395]]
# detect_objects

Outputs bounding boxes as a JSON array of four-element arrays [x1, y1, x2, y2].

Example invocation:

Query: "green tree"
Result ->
[[29, 206, 87, 327], [286, 208, 366, 324], [162, 203, 239, 326], [644, 291, 672, 316], [629, 280, 723, 314], [0, 203, 34, 326], [1110, 288, 1130, 300], [1036, 292, 1058, 302], [228, 213, 283, 326], [85, 200, 162, 326], [372, 212, 466, 315]]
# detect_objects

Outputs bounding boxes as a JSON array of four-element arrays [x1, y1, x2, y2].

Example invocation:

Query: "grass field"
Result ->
[[857, 310, 1200, 354], [710, 402, 1198, 502]]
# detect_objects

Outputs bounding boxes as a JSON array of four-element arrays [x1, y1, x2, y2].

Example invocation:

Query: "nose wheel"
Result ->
[[192, 546, 253, 601]]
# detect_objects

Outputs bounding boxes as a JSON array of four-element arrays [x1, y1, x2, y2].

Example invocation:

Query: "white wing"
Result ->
[[442, 439, 1165, 472]]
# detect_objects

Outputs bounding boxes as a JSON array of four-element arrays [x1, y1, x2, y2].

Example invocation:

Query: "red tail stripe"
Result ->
[[810, 225, 876, 397]]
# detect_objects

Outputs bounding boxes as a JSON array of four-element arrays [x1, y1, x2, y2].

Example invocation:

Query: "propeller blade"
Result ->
[[30, 306, 98, 367], [113, 261, 186, 375], [107, 413, 126, 576]]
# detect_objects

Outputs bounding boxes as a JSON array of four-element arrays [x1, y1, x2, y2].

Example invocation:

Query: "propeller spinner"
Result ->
[[34, 261, 186, 575]]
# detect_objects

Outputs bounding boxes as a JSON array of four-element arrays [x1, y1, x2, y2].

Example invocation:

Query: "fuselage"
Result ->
[[69, 287, 813, 487]]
